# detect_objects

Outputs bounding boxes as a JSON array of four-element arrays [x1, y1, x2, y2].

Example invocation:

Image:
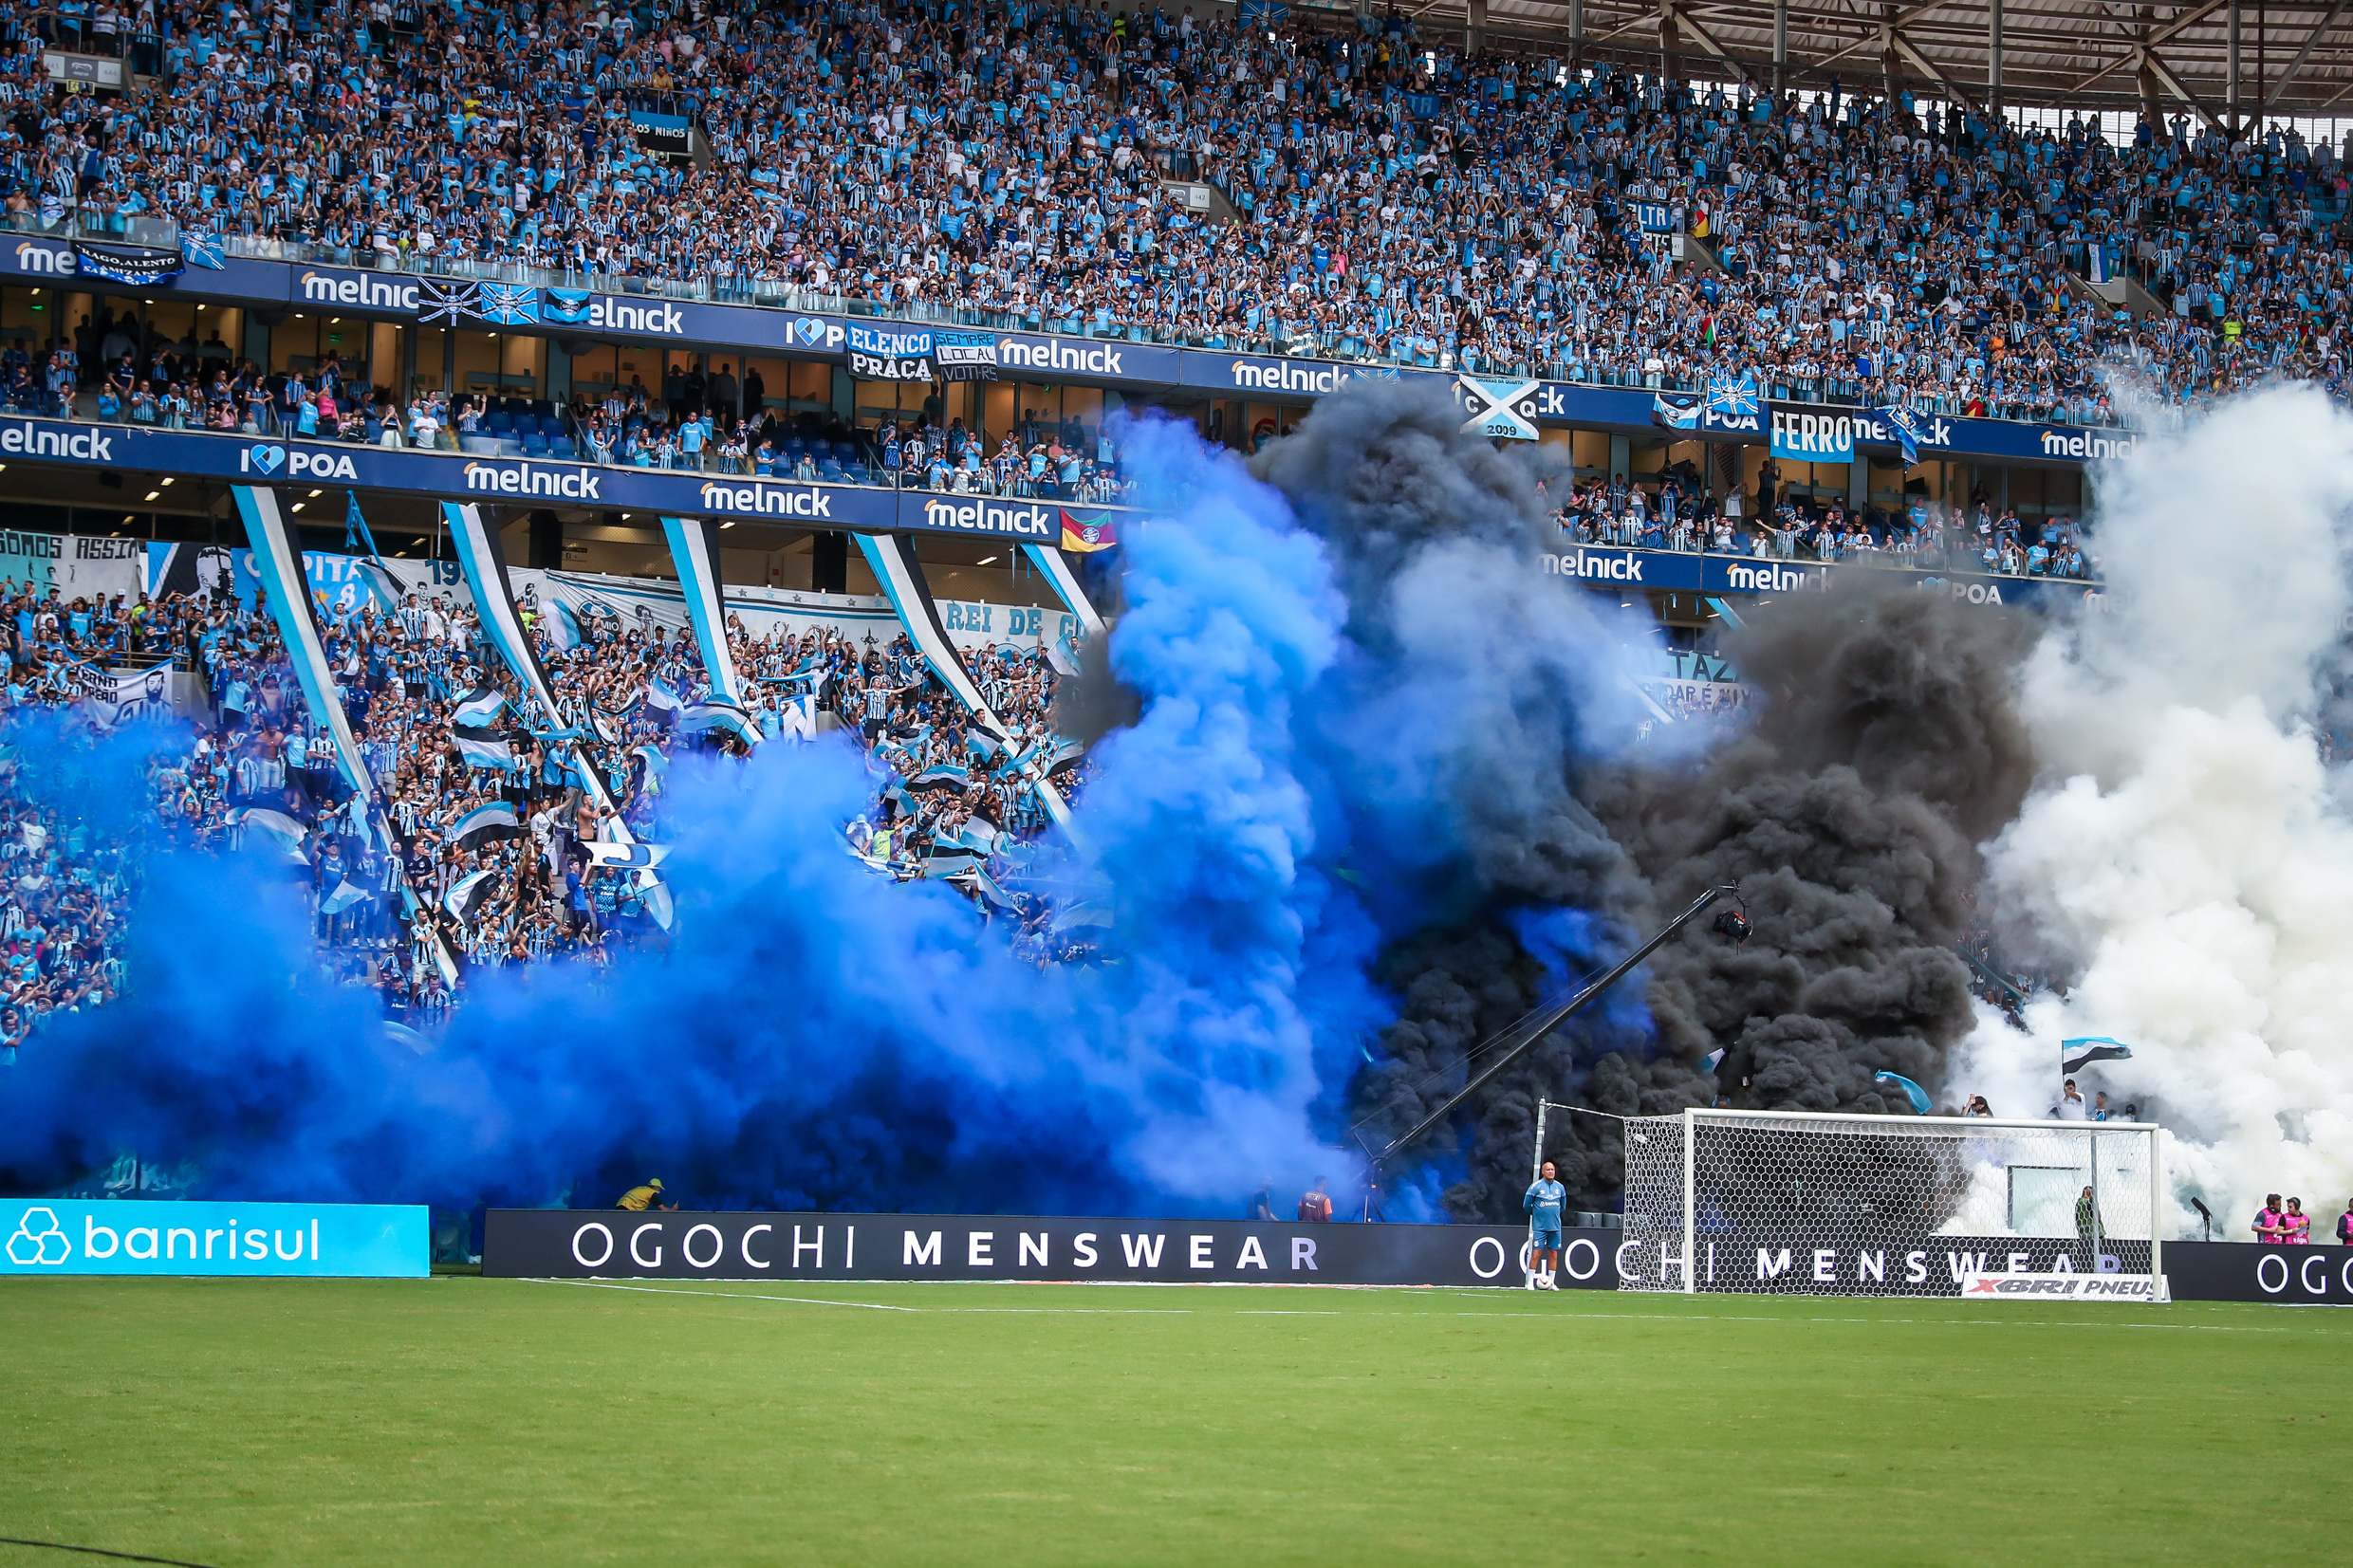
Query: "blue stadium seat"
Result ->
[[495, 437, 526, 457], [519, 432, 549, 456], [483, 412, 513, 434], [549, 436, 576, 458], [459, 434, 498, 456]]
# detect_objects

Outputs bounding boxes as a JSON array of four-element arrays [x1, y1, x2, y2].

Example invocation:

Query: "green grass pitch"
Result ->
[[2, 1277, 2347, 1565]]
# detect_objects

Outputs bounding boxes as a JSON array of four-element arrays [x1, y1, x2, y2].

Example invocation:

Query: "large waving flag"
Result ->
[[233, 807, 310, 865], [910, 762, 972, 791], [451, 681, 507, 729], [451, 801, 527, 852], [445, 868, 499, 923], [320, 878, 374, 917], [452, 724, 517, 772], [1059, 509, 1119, 553], [2062, 1037, 2135, 1076]]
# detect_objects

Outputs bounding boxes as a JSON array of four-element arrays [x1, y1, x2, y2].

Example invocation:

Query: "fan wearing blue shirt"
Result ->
[[1524, 1160, 1567, 1291]]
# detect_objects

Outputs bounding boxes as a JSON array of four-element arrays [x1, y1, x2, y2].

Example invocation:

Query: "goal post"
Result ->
[[1620, 1108, 2168, 1301]]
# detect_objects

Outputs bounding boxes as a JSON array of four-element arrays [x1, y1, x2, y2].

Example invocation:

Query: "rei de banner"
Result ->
[[2, 1199, 428, 1277], [486, 1210, 1612, 1287]]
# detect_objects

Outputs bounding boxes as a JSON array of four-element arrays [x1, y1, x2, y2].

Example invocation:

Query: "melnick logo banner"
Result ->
[[1, 1199, 427, 1277]]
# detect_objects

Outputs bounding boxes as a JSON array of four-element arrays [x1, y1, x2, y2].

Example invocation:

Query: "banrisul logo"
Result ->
[[6, 1206, 71, 1265], [0, 1199, 427, 1276]]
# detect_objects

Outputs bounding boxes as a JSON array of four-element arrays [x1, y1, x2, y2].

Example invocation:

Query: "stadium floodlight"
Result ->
[[1617, 1108, 2168, 1301]]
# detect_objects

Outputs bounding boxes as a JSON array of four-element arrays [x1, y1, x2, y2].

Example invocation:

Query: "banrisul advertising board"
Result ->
[[2, 1200, 427, 1277]]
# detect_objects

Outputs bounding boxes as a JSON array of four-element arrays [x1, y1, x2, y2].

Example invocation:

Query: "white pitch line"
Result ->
[[515, 1278, 918, 1311], [508, 1280, 2308, 1332]]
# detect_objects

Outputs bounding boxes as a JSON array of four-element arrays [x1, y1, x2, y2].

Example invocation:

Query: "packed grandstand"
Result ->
[[1, 0, 2344, 430]]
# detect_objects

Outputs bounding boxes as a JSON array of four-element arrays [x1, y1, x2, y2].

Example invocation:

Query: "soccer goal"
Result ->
[[1616, 1108, 2166, 1300]]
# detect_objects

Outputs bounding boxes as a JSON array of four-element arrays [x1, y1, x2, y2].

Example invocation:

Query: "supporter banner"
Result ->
[[485, 1208, 1608, 1287], [72, 239, 184, 286], [2, 1198, 427, 1277], [76, 663, 177, 729], [145, 541, 407, 615], [935, 329, 999, 381], [1769, 404, 1857, 463], [1700, 371, 1763, 434], [0, 529, 142, 599], [1454, 375, 1546, 441], [627, 109, 696, 159], [2162, 1241, 2353, 1304], [1634, 201, 1676, 233], [848, 322, 936, 380]]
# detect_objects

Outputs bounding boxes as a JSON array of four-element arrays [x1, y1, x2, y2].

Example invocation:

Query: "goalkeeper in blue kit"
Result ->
[[1524, 1160, 1566, 1290]]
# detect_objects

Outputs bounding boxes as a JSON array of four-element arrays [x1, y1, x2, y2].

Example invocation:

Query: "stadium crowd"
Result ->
[[0, 564, 1084, 1056], [1, 0, 2344, 425], [1550, 465, 2095, 578]]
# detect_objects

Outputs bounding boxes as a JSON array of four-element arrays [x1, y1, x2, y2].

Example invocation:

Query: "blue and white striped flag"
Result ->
[[453, 726, 518, 772], [451, 801, 526, 851], [452, 682, 507, 729]]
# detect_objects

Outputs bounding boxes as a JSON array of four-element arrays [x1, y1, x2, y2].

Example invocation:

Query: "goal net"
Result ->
[[1618, 1109, 2165, 1299]]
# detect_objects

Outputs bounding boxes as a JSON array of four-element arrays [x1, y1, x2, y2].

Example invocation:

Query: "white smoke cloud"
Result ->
[[1953, 385, 2353, 1239]]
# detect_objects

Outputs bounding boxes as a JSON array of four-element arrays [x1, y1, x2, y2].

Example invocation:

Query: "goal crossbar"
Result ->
[[1683, 1107, 2160, 1134]]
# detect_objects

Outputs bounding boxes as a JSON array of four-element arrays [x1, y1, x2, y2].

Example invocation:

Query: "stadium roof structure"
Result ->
[[1352, 0, 2353, 121]]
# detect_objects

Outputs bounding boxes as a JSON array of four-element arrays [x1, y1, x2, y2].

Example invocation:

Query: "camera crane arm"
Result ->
[[1357, 883, 1743, 1171]]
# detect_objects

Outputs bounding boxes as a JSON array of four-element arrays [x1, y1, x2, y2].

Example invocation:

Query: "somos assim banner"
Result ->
[[2, 1199, 427, 1276], [486, 1209, 1598, 1287]]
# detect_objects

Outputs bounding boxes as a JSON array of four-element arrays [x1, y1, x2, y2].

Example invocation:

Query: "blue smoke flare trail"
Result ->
[[0, 422, 1436, 1214]]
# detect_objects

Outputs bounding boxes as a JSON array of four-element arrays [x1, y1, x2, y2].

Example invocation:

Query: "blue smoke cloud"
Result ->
[[0, 411, 1644, 1217]]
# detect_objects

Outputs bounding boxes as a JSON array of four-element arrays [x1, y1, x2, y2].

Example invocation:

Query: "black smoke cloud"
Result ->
[[1591, 580, 2036, 1117], [1242, 384, 2038, 1221]]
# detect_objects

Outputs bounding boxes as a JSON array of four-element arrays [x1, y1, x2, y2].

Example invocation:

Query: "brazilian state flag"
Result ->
[[1060, 510, 1118, 553]]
